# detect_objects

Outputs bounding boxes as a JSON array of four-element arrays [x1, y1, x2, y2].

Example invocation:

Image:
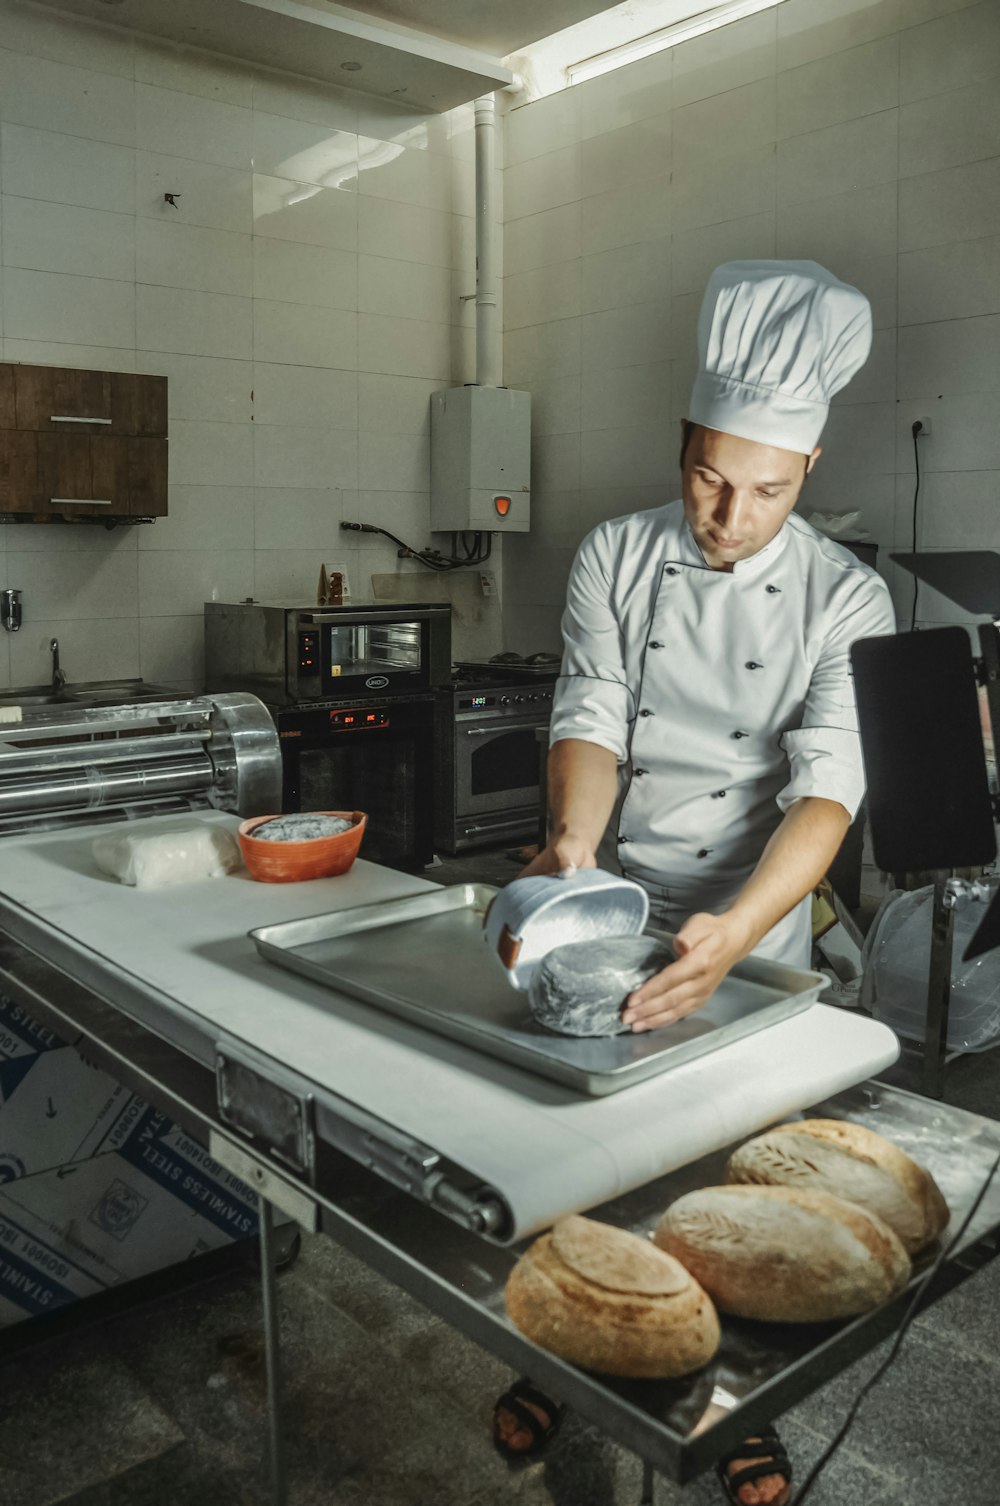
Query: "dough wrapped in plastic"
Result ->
[[93, 824, 242, 889], [251, 813, 353, 842], [528, 937, 673, 1037]]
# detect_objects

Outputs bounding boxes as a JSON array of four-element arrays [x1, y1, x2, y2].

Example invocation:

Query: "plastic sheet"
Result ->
[[92, 823, 242, 888], [867, 884, 1000, 1051]]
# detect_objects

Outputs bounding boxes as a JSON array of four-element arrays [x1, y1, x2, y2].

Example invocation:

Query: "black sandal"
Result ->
[[492, 1378, 565, 1469], [716, 1425, 792, 1504]]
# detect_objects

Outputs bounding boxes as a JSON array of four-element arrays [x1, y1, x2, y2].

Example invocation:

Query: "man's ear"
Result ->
[[805, 445, 822, 475]]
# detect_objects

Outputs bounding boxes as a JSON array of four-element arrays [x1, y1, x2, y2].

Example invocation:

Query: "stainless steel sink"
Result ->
[[0, 687, 72, 707], [0, 679, 178, 710]]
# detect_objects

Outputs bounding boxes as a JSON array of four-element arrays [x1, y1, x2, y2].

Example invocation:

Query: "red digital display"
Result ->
[[329, 707, 389, 730]]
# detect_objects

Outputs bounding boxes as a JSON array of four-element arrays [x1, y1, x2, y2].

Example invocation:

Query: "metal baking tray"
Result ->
[[250, 884, 826, 1096]]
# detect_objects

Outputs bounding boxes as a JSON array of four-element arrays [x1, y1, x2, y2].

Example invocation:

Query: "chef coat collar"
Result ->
[[678, 515, 790, 578]]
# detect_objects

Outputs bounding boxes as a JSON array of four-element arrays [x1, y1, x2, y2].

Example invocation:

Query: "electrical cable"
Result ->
[[340, 521, 490, 571], [789, 1140, 1000, 1504], [909, 421, 922, 631]]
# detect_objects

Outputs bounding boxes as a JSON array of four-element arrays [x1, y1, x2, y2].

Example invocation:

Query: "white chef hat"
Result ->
[[688, 259, 873, 454]]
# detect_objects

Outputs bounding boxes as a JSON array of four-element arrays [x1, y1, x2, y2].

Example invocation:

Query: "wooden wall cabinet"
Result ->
[[0, 363, 167, 520]]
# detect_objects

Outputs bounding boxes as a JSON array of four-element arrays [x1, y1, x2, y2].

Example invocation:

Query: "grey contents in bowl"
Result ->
[[253, 814, 353, 842], [528, 937, 674, 1037]]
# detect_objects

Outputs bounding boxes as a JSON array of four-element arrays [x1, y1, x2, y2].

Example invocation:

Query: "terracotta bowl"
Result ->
[[238, 811, 367, 883]]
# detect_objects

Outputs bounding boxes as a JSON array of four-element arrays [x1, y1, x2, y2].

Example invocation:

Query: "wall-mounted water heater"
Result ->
[[430, 384, 531, 534]]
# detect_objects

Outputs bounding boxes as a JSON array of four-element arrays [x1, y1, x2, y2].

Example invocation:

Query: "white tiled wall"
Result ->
[[501, 0, 1000, 653], [0, 0, 495, 690]]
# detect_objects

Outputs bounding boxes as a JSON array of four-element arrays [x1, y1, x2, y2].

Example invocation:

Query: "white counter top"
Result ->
[[0, 812, 900, 1238]]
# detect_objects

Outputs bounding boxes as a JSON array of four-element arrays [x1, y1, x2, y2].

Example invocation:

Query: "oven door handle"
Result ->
[[462, 723, 547, 737], [298, 610, 439, 624]]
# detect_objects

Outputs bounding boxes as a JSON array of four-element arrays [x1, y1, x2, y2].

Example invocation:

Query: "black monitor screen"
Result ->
[[851, 627, 996, 873]]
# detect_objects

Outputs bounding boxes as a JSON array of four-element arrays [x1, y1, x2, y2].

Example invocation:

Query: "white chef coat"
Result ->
[[549, 500, 895, 966]]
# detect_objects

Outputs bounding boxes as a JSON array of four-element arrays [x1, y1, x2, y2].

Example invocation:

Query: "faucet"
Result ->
[[51, 639, 67, 694]]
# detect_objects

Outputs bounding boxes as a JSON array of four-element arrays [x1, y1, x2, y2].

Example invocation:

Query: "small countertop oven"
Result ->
[[205, 599, 452, 706]]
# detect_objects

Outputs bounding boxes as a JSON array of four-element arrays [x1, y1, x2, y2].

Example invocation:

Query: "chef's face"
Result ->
[[680, 422, 820, 569]]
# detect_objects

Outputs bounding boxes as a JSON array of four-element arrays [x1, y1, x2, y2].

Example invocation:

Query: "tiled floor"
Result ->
[[1, 843, 998, 1506]]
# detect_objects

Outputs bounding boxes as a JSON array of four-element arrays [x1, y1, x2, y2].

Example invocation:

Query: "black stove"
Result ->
[[452, 654, 561, 683], [434, 657, 559, 854]]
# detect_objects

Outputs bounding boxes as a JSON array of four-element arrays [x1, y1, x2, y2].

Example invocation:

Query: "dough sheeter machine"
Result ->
[[0, 694, 997, 1505]]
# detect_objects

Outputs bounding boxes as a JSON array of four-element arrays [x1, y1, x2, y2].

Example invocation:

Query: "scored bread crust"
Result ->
[[653, 1184, 911, 1323], [504, 1215, 721, 1378], [727, 1119, 949, 1254]]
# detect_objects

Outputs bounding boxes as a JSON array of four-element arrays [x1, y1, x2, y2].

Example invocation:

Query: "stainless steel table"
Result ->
[[1, 924, 997, 1505]]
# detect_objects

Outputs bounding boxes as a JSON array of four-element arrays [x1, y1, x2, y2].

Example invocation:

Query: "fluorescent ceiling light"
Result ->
[[567, 0, 782, 84], [505, 0, 781, 103]]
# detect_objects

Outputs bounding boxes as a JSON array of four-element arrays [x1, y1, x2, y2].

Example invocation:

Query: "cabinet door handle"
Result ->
[[50, 415, 112, 425], [49, 497, 113, 506]]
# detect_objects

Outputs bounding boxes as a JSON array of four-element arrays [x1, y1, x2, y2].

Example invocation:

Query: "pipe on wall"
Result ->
[[473, 94, 498, 388]]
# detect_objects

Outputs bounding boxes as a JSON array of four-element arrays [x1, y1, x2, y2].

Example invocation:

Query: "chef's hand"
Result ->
[[518, 834, 597, 879], [621, 911, 752, 1032]]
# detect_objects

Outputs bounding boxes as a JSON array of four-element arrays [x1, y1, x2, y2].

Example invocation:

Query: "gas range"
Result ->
[[452, 656, 561, 683], [447, 676, 555, 716], [448, 656, 560, 713], [434, 661, 559, 854]]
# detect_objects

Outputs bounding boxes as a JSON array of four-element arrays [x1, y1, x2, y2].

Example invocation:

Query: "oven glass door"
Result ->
[[319, 619, 427, 697], [455, 719, 544, 817], [280, 702, 434, 869]]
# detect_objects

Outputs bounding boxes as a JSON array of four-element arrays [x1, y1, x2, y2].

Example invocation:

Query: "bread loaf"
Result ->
[[726, 1119, 949, 1254], [654, 1185, 910, 1322], [504, 1215, 720, 1378]]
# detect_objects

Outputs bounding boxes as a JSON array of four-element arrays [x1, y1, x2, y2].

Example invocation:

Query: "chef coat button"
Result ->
[[664, 566, 679, 576], [732, 730, 748, 739], [711, 789, 726, 799], [634, 767, 648, 777], [617, 834, 631, 844], [745, 660, 763, 670], [649, 640, 663, 649], [766, 584, 781, 594], [639, 708, 654, 717], [697, 848, 713, 859]]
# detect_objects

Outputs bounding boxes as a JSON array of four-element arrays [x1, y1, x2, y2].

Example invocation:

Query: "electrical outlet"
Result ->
[[913, 416, 932, 436], [480, 570, 497, 597]]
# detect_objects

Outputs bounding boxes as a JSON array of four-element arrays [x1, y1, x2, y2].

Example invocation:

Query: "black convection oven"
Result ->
[[276, 694, 435, 870], [205, 600, 451, 871]]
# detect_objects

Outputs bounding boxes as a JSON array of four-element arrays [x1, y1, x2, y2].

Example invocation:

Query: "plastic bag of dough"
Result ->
[[92, 824, 242, 889]]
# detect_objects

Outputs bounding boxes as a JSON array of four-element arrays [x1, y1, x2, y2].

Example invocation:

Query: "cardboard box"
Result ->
[[0, 995, 259, 1326]]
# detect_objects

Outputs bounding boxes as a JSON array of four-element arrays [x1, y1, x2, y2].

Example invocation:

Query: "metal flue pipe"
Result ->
[[473, 94, 498, 388]]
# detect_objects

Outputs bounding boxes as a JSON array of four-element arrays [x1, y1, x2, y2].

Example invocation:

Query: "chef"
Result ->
[[536, 257, 895, 1031], [491, 262, 897, 1499]]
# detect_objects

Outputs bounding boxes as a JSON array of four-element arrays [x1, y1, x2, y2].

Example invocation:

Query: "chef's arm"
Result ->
[[721, 794, 851, 950], [622, 796, 850, 1031], [520, 738, 619, 876]]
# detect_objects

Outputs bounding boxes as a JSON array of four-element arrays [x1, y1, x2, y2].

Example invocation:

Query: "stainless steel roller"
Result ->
[[0, 691, 281, 835], [0, 753, 213, 815]]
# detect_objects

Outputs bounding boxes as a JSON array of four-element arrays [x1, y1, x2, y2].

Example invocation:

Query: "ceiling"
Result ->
[[340, 1, 629, 56], [32, 0, 628, 109]]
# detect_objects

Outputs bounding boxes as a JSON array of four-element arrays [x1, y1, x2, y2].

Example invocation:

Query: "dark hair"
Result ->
[[679, 420, 809, 479]]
